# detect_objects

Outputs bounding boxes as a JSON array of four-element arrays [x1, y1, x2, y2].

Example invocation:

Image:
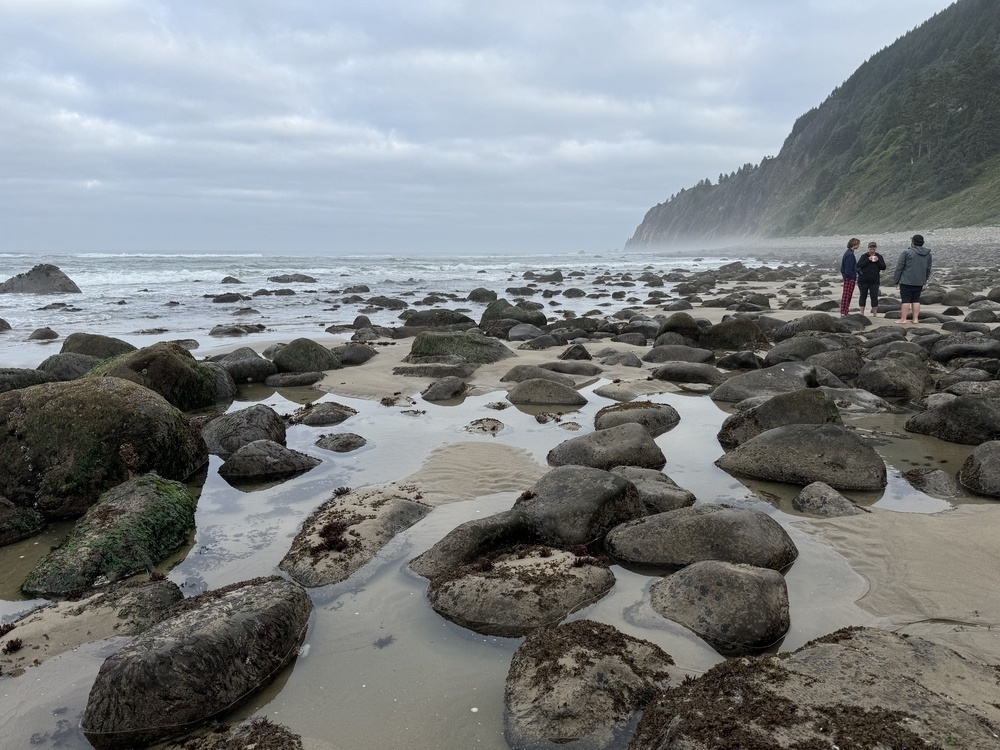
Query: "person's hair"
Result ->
[[848, 238, 860, 249], [912, 234, 924, 246]]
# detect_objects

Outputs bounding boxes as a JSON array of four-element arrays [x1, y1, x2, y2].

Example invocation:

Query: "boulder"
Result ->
[[716, 423, 886, 491], [854, 353, 934, 401], [507, 323, 547, 341], [806, 348, 866, 379], [88, 342, 235, 411], [594, 400, 680, 437], [515, 465, 646, 547], [0, 264, 81, 293], [36, 352, 102, 381], [427, 546, 615, 637], [480, 298, 547, 328], [958, 440, 1000, 497], [334, 342, 379, 366], [762, 336, 832, 365], [264, 371, 325, 387], [507, 378, 587, 406], [29, 326, 59, 340], [537, 360, 603, 376], [60, 332, 137, 359], [902, 467, 962, 498], [717, 388, 842, 449], [280, 485, 430, 586], [930, 332, 1000, 363], [648, 361, 726, 386], [650, 560, 789, 656], [504, 620, 673, 750], [315, 432, 367, 453], [289, 400, 358, 426], [403, 308, 476, 327], [698, 317, 765, 350], [209, 347, 277, 383], [547, 423, 666, 471], [499, 364, 575, 386], [22, 474, 196, 597], [655, 312, 701, 341], [605, 504, 797, 571], [155, 719, 303, 750], [716, 351, 765, 370], [268, 273, 316, 283], [271, 338, 342, 373], [0, 378, 207, 519], [0, 367, 54, 395], [218, 440, 320, 483], [202, 404, 286, 459], [407, 330, 515, 364], [792, 481, 865, 517], [421, 376, 468, 401], [818, 386, 897, 413], [711, 362, 825, 403], [773, 313, 848, 341], [905, 394, 1000, 445], [642, 345, 714, 364], [609, 467, 695, 513], [82, 577, 312, 749], [0, 495, 45, 546], [630, 627, 1000, 750]]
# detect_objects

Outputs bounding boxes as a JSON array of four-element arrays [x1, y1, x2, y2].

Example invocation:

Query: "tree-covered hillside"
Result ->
[[627, 0, 1000, 247]]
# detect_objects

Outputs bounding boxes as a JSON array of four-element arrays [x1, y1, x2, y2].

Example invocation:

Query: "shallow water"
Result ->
[[2, 363, 977, 749]]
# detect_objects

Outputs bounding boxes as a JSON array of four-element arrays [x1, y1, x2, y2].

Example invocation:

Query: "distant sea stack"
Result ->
[[627, 0, 1000, 246], [0, 264, 82, 294]]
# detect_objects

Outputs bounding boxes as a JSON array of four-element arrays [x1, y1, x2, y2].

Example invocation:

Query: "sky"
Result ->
[[0, 0, 957, 257]]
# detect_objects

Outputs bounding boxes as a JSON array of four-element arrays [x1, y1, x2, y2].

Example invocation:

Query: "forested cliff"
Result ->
[[627, 0, 1000, 247]]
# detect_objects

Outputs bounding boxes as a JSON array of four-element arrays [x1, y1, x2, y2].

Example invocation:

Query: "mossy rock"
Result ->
[[407, 330, 516, 364], [271, 338, 342, 373], [23, 473, 197, 597], [480, 299, 548, 328], [61, 332, 137, 360], [0, 378, 207, 519], [87, 342, 229, 411], [0, 496, 45, 546]]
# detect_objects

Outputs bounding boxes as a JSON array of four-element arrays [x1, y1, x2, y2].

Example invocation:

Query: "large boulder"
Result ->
[[0, 367, 54, 395], [61, 332, 136, 359], [792, 481, 865, 517], [504, 620, 673, 750], [716, 423, 887, 491], [0, 495, 45, 546], [480, 298, 547, 328], [711, 362, 825, 403], [650, 560, 789, 656], [271, 338, 342, 373], [0, 378, 207, 519], [280, 484, 431, 587], [648, 361, 726, 386], [609, 467, 696, 513], [605, 505, 797, 571], [717, 388, 842, 449], [82, 576, 312, 749], [507, 378, 587, 406], [218, 440, 321, 483], [958, 440, 1000, 497], [209, 347, 277, 383], [22, 474, 196, 597], [403, 308, 476, 328], [88, 342, 234, 411], [407, 330, 516, 364], [547, 422, 666, 470], [762, 335, 832, 365], [201, 404, 286, 459], [36, 352, 102, 381], [595, 400, 680, 437], [905, 395, 1000, 445], [289, 401, 358, 426], [0, 263, 81, 293], [630, 628, 1000, 750], [427, 546, 615, 637], [642, 345, 714, 364], [773, 312, 847, 341], [514, 465, 646, 547], [499, 364, 575, 386], [698, 318, 765, 350], [854, 352, 934, 401]]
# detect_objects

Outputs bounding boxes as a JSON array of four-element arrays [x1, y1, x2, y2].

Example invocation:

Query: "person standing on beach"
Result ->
[[892, 234, 932, 324], [840, 238, 860, 317], [857, 241, 886, 317]]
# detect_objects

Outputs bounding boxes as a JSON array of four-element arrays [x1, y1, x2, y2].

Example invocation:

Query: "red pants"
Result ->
[[840, 279, 856, 316]]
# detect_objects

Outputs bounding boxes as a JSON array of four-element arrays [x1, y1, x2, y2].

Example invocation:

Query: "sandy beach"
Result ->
[[3, 249, 1000, 748]]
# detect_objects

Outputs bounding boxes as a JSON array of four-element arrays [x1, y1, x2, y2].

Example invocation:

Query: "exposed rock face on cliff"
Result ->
[[0, 264, 81, 293]]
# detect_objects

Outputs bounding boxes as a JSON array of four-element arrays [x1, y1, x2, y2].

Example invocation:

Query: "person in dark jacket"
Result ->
[[857, 241, 887, 317], [840, 238, 860, 317], [892, 234, 933, 324]]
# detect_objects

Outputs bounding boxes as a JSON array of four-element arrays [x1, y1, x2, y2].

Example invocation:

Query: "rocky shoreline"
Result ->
[[2, 257, 1000, 749]]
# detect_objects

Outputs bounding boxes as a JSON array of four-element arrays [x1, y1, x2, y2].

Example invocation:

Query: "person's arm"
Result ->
[[858, 255, 871, 271], [892, 252, 906, 284], [877, 254, 886, 270]]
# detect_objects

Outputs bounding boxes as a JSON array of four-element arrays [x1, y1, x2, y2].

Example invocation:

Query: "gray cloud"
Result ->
[[0, 0, 954, 254]]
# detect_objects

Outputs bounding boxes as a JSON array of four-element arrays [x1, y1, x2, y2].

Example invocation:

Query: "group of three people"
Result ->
[[840, 234, 932, 324]]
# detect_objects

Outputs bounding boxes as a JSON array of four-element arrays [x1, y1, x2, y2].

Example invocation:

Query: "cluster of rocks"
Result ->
[[5, 255, 1000, 746]]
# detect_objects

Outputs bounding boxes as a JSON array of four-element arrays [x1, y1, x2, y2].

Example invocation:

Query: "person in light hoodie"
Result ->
[[892, 234, 933, 324]]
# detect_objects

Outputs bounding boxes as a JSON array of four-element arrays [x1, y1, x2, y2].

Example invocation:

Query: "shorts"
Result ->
[[899, 283, 922, 303]]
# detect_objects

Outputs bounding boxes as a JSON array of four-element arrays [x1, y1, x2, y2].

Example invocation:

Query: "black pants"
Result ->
[[857, 281, 880, 308]]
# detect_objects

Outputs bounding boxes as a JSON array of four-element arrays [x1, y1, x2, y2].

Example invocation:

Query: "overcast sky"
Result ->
[[0, 0, 956, 256]]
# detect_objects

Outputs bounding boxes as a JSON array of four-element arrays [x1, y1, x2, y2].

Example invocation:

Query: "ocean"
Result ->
[[0, 249, 757, 369]]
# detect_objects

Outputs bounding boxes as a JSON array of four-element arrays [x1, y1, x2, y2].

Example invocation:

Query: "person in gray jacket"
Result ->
[[892, 234, 932, 324]]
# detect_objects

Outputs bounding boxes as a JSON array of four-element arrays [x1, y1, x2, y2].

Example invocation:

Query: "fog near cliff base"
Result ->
[[0, 0, 954, 256]]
